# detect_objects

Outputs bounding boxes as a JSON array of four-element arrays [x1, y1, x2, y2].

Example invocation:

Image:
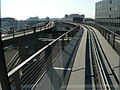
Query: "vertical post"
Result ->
[[104, 30, 106, 39], [113, 34, 115, 49], [23, 29, 25, 36], [13, 29, 14, 38], [103, 29, 105, 36], [102, 28, 104, 35], [0, 32, 11, 90], [33, 27, 36, 34]]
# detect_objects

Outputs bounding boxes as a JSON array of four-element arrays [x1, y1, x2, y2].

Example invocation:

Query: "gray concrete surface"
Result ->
[[66, 27, 87, 90], [90, 26, 120, 82], [33, 27, 84, 90], [4, 47, 18, 65]]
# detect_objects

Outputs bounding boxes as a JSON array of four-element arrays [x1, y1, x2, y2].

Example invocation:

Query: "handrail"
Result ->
[[87, 27, 111, 89], [83, 22, 120, 53], [90, 31, 110, 90], [95, 23, 120, 37], [1, 21, 53, 39], [61, 21, 79, 26], [84, 22, 120, 38], [1, 21, 48, 34], [8, 25, 79, 77]]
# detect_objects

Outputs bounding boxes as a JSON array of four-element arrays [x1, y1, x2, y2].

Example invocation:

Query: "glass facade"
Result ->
[[95, 0, 120, 33]]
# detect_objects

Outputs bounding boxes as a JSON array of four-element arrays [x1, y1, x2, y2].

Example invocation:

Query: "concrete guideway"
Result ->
[[89, 25, 120, 82], [66, 26, 91, 90], [82, 24, 120, 89], [66, 24, 120, 90], [30, 23, 120, 90]]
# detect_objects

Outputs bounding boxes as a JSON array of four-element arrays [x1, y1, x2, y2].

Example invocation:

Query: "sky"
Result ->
[[1, 0, 101, 20]]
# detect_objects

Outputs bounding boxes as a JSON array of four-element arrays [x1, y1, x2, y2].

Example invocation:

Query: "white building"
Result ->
[[61, 14, 85, 23]]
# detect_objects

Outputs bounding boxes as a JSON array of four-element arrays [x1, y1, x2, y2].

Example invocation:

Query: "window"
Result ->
[[110, 1, 112, 4], [110, 8, 111, 11], [109, 15, 111, 18]]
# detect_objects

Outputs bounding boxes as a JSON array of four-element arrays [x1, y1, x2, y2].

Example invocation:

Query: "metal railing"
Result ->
[[7, 25, 80, 90], [89, 30, 111, 90], [7, 51, 20, 72], [84, 22, 120, 56], [1, 21, 55, 40], [86, 26, 119, 89]]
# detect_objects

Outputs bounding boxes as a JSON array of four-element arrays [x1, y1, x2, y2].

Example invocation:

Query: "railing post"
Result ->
[[104, 30, 106, 39], [13, 29, 14, 38], [13, 71, 21, 90], [113, 34, 115, 49], [33, 27, 36, 33], [23, 29, 25, 35], [0, 32, 11, 90], [102, 29, 105, 36]]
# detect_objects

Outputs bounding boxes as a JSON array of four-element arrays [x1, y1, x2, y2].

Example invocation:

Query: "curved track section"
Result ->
[[82, 25, 120, 90]]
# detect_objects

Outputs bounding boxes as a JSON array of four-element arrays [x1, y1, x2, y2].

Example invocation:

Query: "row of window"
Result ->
[[95, 0, 120, 19], [96, 22, 120, 27]]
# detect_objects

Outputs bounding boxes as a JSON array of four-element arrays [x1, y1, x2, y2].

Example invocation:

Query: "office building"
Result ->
[[95, 0, 120, 33]]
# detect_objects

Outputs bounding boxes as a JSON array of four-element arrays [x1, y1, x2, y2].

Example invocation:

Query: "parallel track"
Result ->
[[84, 25, 119, 90]]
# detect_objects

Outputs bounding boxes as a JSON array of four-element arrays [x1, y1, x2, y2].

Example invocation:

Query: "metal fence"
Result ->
[[84, 22, 120, 56], [1, 21, 54, 40], [5, 25, 80, 90]]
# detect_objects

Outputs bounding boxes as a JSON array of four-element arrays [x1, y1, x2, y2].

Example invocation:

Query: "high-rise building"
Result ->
[[95, 0, 120, 33]]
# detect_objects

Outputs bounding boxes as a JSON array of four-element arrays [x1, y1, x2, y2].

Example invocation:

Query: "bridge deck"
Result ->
[[66, 26, 95, 90], [66, 27, 87, 90]]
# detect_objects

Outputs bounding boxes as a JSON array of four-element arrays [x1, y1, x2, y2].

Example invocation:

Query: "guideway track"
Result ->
[[83, 25, 119, 90]]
